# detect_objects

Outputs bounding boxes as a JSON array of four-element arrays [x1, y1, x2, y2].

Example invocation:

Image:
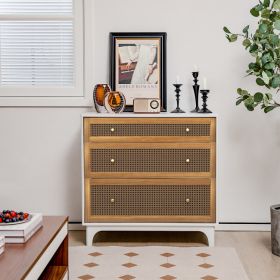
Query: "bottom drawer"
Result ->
[[85, 178, 215, 223]]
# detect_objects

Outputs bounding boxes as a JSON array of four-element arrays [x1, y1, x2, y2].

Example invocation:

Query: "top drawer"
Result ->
[[84, 117, 216, 143]]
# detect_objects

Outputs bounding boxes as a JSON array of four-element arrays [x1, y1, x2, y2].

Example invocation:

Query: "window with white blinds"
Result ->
[[0, 0, 84, 97]]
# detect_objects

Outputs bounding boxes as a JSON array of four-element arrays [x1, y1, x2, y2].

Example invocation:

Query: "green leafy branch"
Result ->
[[223, 0, 280, 113]]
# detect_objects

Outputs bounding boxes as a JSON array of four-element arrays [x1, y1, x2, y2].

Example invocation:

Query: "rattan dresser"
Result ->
[[82, 113, 217, 246]]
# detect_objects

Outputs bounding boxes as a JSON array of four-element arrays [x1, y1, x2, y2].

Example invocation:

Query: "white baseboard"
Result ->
[[216, 223, 271, 232], [68, 223, 271, 232], [68, 223, 85, 231]]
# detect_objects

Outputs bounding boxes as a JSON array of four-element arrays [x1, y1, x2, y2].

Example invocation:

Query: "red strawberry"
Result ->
[[11, 211, 16, 218], [0, 218, 2, 223]]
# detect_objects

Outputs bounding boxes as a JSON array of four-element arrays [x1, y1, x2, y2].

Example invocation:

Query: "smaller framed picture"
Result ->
[[110, 32, 167, 112]]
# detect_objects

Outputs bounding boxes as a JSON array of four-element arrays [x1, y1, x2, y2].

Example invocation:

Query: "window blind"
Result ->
[[0, 0, 75, 87], [0, 0, 73, 15]]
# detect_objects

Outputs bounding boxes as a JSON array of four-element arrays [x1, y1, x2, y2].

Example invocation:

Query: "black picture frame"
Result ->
[[110, 32, 167, 112]]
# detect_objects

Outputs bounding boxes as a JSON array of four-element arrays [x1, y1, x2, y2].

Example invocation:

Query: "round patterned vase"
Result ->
[[93, 84, 111, 113], [104, 91, 126, 113]]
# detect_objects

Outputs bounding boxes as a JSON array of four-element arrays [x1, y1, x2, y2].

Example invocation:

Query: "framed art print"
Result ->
[[110, 32, 167, 112]]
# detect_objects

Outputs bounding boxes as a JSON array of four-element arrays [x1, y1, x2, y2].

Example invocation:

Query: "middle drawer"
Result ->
[[85, 142, 215, 178]]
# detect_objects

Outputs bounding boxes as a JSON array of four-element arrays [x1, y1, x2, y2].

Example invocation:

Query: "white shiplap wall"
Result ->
[[0, 0, 279, 223]]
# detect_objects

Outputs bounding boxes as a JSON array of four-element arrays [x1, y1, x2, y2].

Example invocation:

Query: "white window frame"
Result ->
[[0, 0, 93, 107]]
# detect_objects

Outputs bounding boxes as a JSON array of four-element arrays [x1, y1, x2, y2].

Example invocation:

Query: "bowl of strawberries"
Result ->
[[0, 210, 31, 225]]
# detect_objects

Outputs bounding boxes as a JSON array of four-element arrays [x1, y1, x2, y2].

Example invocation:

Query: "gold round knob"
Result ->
[[110, 158, 115, 163], [110, 128, 115, 132], [186, 159, 190, 163], [110, 198, 115, 203], [186, 198, 190, 203], [186, 128, 190, 132]]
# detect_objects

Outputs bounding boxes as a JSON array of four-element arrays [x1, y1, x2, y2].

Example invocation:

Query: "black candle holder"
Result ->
[[198, 89, 212, 113], [171, 84, 185, 113], [191, 72, 200, 112]]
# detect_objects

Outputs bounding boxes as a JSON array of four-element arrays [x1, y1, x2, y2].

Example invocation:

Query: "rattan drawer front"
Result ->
[[85, 143, 215, 178], [84, 118, 216, 143], [91, 149, 209, 172], [85, 178, 215, 223]]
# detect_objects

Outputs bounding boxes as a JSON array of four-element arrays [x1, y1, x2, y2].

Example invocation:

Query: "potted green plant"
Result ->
[[223, 0, 280, 256]]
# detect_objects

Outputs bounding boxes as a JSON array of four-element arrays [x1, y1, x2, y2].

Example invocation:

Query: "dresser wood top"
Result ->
[[82, 112, 217, 118]]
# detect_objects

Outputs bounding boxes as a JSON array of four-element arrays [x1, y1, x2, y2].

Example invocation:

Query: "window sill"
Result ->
[[0, 96, 93, 107]]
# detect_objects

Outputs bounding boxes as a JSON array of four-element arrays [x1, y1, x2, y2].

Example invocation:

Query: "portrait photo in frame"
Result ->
[[110, 32, 167, 112]]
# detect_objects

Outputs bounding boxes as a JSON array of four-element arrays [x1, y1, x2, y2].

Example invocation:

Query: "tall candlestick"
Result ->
[[191, 71, 200, 113], [176, 75, 180, 84], [193, 65, 198, 72]]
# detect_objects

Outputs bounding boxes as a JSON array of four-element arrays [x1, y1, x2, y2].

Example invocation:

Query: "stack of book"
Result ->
[[0, 213, 43, 243], [0, 236, 4, 255]]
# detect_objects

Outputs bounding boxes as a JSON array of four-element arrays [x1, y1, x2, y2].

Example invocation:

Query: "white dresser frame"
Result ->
[[81, 113, 218, 247]]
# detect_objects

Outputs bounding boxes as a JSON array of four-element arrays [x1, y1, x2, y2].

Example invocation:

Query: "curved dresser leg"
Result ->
[[86, 227, 100, 246], [200, 227, 215, 247]]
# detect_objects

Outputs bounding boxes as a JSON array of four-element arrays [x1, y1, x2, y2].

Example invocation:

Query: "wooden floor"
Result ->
[[69, 231, 280, 280]]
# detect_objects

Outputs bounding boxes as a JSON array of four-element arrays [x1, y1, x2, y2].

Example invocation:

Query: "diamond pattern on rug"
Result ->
[[119, 275, 136, 280], [161, 263, 176, 268], [197, 253, 211, 258], [84, 262, 98, 268], [122, 262, 137, 268], [160, 275, 177, 280], [199, 263, 214, 269], [201, 276, 218, 280], [89, 252, 102, 257], [78, 274, 95, 280], [70, 246, 249, 280], [124, 252, 138, 257], [161, 252, 175, 258]]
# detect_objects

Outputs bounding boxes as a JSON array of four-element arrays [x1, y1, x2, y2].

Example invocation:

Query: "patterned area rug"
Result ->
[[69, 246, 249, 280]]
